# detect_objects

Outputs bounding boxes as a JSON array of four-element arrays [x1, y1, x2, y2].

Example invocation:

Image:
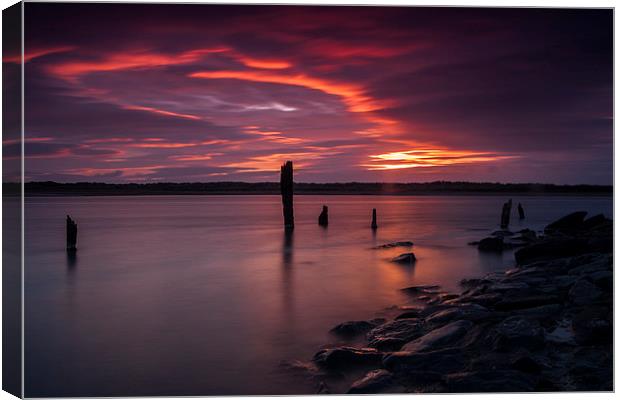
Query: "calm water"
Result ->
[[24, 195, 612, 396]]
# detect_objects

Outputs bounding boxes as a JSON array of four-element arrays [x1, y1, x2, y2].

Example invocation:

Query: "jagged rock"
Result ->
[[491, 316, 543, 351], [443, 370, 536, 392], [391, 253, 416, 264], [491, 230, 515, 238], [395, 310, 421, 320], [544, 211, 587, 233], [330, 319, 386, 337], [367, 319, 425, 351], [493, 293, 561, 311], [347, 369, 395, 394], [313, 347, 383, 370], [568, 278, 603, 306], [383, 348, 467, 375], [400, 285, 440, 295], [425, 304, 489, 325], [401, 320, 473, 353], [460, 278, 492, 288]]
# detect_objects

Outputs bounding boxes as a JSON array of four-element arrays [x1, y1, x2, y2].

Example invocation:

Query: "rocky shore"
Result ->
[[303, 211, 613, 393]]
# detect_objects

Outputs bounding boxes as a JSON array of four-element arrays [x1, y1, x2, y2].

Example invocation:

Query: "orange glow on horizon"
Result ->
[[364, 149, 520, 170]]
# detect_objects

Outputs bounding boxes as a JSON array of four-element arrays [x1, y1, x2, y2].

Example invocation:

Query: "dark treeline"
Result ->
[[3, 181, 613, 196]]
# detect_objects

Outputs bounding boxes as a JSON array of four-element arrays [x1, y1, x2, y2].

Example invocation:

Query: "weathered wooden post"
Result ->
[[500, 199, 512, 229], [371, 208, 378, 230], [66, 215, 77, 251], [280, 161, 295, 230], [518, 203, 525, 219], [318, 205, 328, 227]]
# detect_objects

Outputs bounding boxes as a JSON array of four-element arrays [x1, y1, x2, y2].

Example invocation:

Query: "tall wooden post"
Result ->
[[318, 205, 329, 227], [500, 199, 512, 229], [66, 215, 77, 251], [518, 203, 525, 219], [280, 161, 295, 230], [371, 208, 378, 230]]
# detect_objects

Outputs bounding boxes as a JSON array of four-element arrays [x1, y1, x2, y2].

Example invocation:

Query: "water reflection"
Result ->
[[281, 229, 294, 314], [66, 250, 78, 271]]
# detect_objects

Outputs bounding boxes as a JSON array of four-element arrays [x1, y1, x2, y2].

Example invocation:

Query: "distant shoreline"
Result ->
[[3, 181, 613, 197]]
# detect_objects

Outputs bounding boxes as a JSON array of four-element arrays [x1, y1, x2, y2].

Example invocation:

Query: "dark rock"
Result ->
[[544, 211, 587, 233], [571, 306, 612, 345], [390, 253, 416, 264], [477, 237, 504, 252], [460, 278, 492, 288], [493, 294, 561, 311], [374, 241, 413, 249], [400, 285, 439, 295], [425, 304, 489, 325], [568, 278, 603, 306], [582, 213, 607, 230], [402, 320, 473, 353], [395, 310, 421, 320], [514, 238, 588, 265], [491, 230, 514, 238], [330, 319, 386, 338], [313, 347, 383, 370], [443, 370, 536, 392], [367, 319, 425, 351], [491, 316, 543, 351], [347, 369, 395, 394], [383, 348, 467, 375], [589, 270, 612, 291]]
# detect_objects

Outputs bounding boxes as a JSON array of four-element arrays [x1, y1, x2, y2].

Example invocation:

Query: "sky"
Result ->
[[5, 4, 613, 183]]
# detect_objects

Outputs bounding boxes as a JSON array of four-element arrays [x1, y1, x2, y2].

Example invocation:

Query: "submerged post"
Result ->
[[500, 199, 512, 229], [318, 205, 329, 227], [518, 203, 525, 219], [66, 215, 77, 251], [371, 208, 378, 230], [280, 161, 295, 230]]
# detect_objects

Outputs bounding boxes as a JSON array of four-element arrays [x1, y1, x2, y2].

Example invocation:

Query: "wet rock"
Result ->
[[367, 319, 425, 351], [568, 278, 603, 306], [400, 285, 440, 295], [395, 310, 421, 320], [374, 241, 413, 249], [402, 320, 473, 353], [313, 347, 383, 370], [330, 319, 386, 338], [425, 304, 489, 325], [491, 316, 543, 351], [571, 306, 612, 345], [460, 278, 492, 288], [493, 294, 561, 311], [477, 237, 504, 252], [443, 370, 536, 392], [347, 369, 395, 394], [316, 381, 330, 394], [544, 318, 576, 345], [544, 211, 587, 233], [391, 253, 416, 264], [383, 348, 466, 375], [588, 270, 612, 291]]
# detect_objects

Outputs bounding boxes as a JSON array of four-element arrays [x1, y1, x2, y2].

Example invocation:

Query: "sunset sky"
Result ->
[[6, 4, 613, 183]]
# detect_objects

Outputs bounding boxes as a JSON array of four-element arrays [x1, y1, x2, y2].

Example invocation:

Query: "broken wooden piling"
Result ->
[[500, 199, 512, 229], [280, 161, 295, 230], [318, 205, 329, 227], [66, 215, 77, 251], [371, 208, 378, 230], [518, 203, 525, 219]]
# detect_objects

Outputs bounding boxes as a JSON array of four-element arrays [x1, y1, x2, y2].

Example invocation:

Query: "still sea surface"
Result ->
[[24, 195, 612, 396]]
